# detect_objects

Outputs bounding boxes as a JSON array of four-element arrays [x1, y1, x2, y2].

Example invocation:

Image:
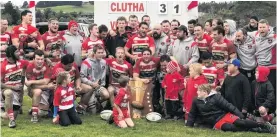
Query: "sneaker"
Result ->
[[264, 122, 276, 134], [8, 120, 16, 128], [31, 115, 38, 123]]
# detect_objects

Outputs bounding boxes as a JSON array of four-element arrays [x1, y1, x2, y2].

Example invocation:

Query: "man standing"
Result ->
[[194, 23, 213, 61], [167, 25, 199, 68], [161, 20, 171, 36], [212, 18, 224, 29], [11, 10, 44, 51], [254, 19, 276, 92], [80, 45, 109, 113], [220, 58, 251, 115], [152, 24, 170, 57], [106, 16, 129, 58], [244, 16, 259, 32], [106, 47, 132, 107], [24, 50, 53, 123], [82, 23, 104, 59], [1, 46, 29, 128], [1, 18, 11, 62], [188, 19, 197, 38], [42, 18, 65, 66], [63, 20, 84, 67], [128, 15, 139, 35], [234, 29, 257, 83], [204, 19, 213, 36], [124, 22, 155, 64], [169, 19, 180, 41]]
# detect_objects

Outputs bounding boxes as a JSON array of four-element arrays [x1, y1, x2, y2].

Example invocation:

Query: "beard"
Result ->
[[153, 32, 161, 39], [178, 36, 184, 41]]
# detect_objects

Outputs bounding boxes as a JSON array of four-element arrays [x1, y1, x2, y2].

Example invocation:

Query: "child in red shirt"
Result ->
[[52, 71, 82, 126], [183, 63, 208, 119], [162, 61, 185, 120], [113, 75, 134, 128]]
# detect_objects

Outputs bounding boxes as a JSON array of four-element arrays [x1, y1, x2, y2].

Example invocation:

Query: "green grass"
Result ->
[[37, 4, 94, 13], [1, 96, 275, 137]]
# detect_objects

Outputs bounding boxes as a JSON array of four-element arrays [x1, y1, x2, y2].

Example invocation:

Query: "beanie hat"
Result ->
[[250, 16, 259, 22], [166, 61, 178, 73], [256, 66, 270, 82], [27, 26, 38, 35], [68, 20, 78, 30]]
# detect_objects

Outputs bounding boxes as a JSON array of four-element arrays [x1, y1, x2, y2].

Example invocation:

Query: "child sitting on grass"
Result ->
[[113, 75, 134, 128], [53, 71, 82, 126]]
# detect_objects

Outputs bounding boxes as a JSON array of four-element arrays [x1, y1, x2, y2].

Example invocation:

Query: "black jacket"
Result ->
[[243, 24, 258, 32], [250, 80, 275, 112], [186, 93, 244, 127]]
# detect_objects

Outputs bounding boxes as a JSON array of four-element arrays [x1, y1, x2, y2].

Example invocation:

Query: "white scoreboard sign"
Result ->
[[94, 1, 198, 30]]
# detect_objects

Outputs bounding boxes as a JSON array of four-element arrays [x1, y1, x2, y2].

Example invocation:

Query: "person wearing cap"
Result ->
[[220, 58, 251, 116], [152, 24, 170, 57], [201, 52, 225, 90], [243, 16, 259, 32], [234, 28, 257, 83], [63, 20, 84, 67], [253, 19, 276, 94], [162, 61, 185, 120], [167, 25, 200, 68]]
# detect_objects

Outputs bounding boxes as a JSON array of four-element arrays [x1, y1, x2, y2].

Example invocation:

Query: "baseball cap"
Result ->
[[227, 58, 241, 67], [178, 25, 187, 32]]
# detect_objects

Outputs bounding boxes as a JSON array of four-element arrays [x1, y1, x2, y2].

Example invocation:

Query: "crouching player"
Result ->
[[25, 50, 53, 123], [186, 84, 276, 134], [1, 45, 29, 128], [113, 75, 134, 128], [53, 71, 82, 126]]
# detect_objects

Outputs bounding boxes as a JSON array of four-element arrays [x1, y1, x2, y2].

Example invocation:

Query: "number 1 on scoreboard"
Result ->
[[172, 2, 181, 15]]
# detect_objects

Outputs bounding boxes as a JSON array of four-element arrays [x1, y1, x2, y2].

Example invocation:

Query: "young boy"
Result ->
[[183, 63, 207, 119], [186, 84, 276, 134], [162, 61, 185, 120], [250, 66, 275, 123], [113, 75, 134, 128], [201, 52, 225, 90]]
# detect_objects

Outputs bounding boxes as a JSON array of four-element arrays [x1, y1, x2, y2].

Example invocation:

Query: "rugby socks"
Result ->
[[7, 109, 14, 121], [261, 113, 273, 122], [32, 106, 39, 115]]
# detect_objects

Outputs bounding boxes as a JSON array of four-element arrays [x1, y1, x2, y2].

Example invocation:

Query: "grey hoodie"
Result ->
[[234, 35, 257, 70], [63, 30, 84, 66], [225, 19, 236, 41], [154, 33, 170, 57]]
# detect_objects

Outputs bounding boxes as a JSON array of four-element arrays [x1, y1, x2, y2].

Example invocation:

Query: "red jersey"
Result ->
[[1, 59, 29, 86], [25, 62, 51, 80], [42, 31, 65, 51], [202, 65, 224, 88], [106, 58, 132, 87], [0, 32, 11, 62], [125, 35, 155, 57], [194, 33, 213, 52], [162, 71, 185, 100], [54, 85, 75, 111], [82, 37, 104, 52], [133, 57, 159, 79], [169, 33, 177, 41], [113, 88, 130, 110], [11, 24, 42, 44], [210, 38, 236, 64], [183, 75, 207, 113], [52, 62, 80, 87]]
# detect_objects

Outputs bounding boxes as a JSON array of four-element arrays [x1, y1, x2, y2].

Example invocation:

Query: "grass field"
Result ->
[[1, 96, 275, 137], [37, 4, 94, 13]]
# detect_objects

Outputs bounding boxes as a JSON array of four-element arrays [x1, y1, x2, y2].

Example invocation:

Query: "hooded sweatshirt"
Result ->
[[183, 74, 208, 113], [234, 35, 257, 70], [251, 66, 275, 111], [154, 33, 171, 57], [225, 19, 236, 41], [63, 30, 84, 66], [167, 37, 199, 67]]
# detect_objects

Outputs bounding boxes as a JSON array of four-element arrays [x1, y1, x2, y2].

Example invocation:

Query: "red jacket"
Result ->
[[162, 71, 185, 100], [183, 75, 208, 113]]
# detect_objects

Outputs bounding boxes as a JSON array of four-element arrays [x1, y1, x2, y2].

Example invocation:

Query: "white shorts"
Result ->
[[40, 90, 50, 105], [12, 91, 21, 106]]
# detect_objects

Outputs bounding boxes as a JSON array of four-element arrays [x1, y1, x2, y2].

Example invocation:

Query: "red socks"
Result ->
[[32, 106, 39, 115], [7, 109, 14, 121]]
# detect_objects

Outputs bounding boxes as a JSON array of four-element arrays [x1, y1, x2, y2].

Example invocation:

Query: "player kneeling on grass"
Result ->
[[186, 84, 276, 134], [53, 72, 82, 126], [112, 75, 134, 128]]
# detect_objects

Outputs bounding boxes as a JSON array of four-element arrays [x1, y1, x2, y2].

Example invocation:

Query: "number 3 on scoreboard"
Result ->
[[172, 2, 181, 15], [158, 2, 167, 14]]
